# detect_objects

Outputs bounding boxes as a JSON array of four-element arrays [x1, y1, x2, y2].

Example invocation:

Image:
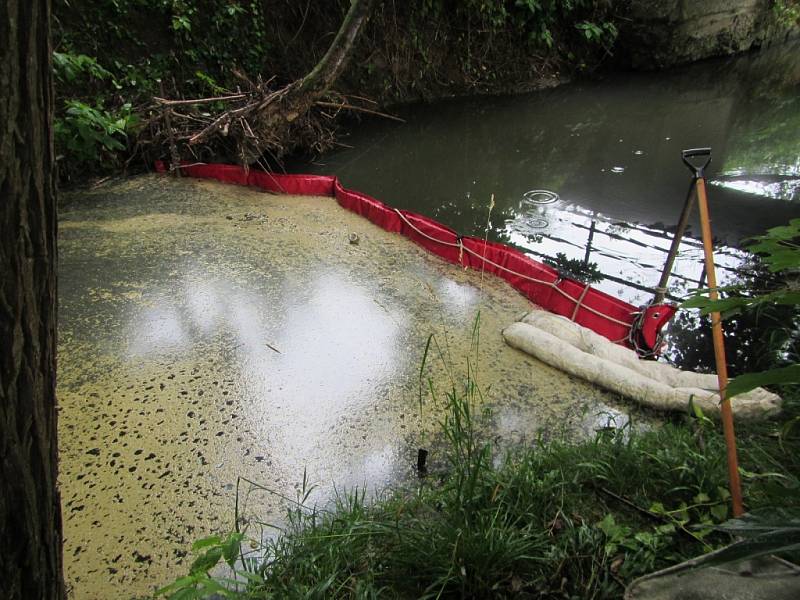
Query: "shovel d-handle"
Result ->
[[681, 147, 712, 178]]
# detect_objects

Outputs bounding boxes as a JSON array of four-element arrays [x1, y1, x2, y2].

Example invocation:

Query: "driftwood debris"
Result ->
[[151, 0, 399, 167]]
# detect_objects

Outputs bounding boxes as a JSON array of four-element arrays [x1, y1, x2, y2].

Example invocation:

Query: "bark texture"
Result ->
[[0, 1, 64, 599], [297, 0, 376, 95]]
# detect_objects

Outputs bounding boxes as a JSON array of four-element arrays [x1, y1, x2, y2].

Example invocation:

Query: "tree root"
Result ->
[[146, 0, 391, 169]]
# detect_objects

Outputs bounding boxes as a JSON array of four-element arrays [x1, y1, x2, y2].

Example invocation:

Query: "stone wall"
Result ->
[[617, 0, 798, 68]]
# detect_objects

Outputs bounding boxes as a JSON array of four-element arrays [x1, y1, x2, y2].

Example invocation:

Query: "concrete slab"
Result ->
[[626, 556, 800, 600]]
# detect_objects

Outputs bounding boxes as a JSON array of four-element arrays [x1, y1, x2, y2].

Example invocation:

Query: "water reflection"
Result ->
[[712, 175, 800, 202], [127, 305, 190, 355], [491, 400, 632, 451], [503, 200, 747, 305], [125, 263, 404, 482], [299, 39, 800, 308], [240, 271, 401, 474], [712, 43, 800, 202], [126, 267, 279, 358]]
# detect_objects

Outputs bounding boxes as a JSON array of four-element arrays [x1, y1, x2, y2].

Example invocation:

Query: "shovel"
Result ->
[[682, 147, 743, 517]]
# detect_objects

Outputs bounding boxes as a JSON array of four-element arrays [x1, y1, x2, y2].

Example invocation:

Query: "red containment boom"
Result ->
[[155, 162, 677, 354]]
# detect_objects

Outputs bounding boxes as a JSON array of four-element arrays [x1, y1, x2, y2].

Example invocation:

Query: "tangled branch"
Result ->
[[145, 0, 397, 169]]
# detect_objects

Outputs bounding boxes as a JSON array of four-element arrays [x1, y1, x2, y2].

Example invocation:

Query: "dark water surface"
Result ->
[[297, 40, 800, 307]]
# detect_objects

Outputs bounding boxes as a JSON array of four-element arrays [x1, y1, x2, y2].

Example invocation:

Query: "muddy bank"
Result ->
[[58, 175, 650, 598]]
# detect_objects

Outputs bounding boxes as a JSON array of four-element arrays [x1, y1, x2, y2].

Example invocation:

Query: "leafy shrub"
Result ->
[[54, 101, 137, 173], [417, 0, 618, 49], [682, 218, 800, 395], [52, 50, 135, 178], [774, 0, 800, 26], [52, 51, 113, 83]]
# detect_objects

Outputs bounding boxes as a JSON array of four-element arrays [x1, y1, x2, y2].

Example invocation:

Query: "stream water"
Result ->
[[298, 40, 800, 312], [59, 41, 800, 598], [59, 178, 631, 598]]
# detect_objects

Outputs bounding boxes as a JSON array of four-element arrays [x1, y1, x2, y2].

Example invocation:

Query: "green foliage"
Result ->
[[681, 219, 800, 396], [54, 100, 137, 168], [415, 0, 617, 49], [52, 51, 113, 83], [55, 0, 270, 97], [687, 508, 800, 569], [576, 19, 617, 45], [155, 531, 245, 599], [749, 219, 800, 271], [669, 263, 800, 377], [682, 219, 800, 317], [51, 49, 134, 177], [774, 0, 800, 26], [52, 0, 273, 177], [51, 0, 620, 178], [727, 365, 800, 397]]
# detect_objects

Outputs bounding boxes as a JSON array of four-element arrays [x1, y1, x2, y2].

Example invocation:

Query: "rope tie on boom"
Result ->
[[393, 207, 635, 330]]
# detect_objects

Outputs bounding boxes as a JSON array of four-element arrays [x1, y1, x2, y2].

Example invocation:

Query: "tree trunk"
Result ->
[[0, 1, 65, 599], [297, 0, 376, 95], [165, 0, 377, 162]]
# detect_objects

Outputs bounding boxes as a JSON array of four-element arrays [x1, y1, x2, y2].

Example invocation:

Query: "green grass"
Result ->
[[158, 366, 800, 599]]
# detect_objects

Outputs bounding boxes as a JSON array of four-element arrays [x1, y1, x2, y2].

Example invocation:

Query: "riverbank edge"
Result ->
[[156, 366, 800, 599], [53, 1, 799, 185]]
